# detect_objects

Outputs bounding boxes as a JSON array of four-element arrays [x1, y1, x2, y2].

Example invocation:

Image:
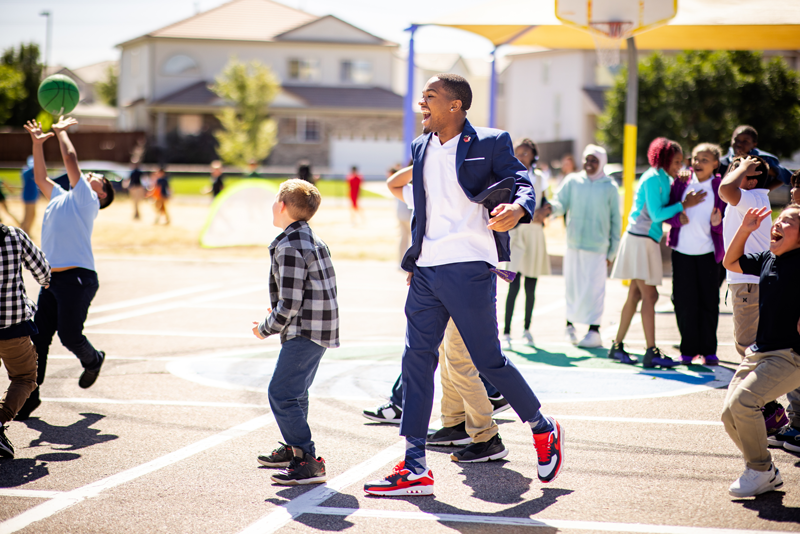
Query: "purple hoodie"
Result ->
[[665, 175, 727, 263]]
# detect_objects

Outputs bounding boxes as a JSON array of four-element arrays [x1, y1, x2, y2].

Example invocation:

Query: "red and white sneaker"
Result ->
[[363, 461, 434, 496], [533, 416, 564, 483]]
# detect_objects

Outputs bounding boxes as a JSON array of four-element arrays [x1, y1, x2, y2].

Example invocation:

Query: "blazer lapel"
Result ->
[[455, 120, 477, 174], [413, 133, 432, 215]]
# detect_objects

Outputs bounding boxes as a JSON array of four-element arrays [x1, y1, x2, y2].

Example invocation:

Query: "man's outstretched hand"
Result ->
[[488, 203, 525, 232], [24, 120, 54, 144]]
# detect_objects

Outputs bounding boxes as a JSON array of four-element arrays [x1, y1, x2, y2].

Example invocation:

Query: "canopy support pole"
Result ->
[[489, 47, 498, 128], [622, 36, 638, 232], [403, 24, 419, 164]]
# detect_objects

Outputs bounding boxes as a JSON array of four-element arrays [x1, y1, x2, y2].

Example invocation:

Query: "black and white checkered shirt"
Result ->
[[0, 225, 50, 328], [259, 221, 339, 348]]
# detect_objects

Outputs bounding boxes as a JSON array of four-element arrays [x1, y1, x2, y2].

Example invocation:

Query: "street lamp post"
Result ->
[[40, 10, 52, 70]]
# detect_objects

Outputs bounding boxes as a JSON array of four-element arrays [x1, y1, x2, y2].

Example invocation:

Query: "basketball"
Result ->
[[37, 74, 80, 116]]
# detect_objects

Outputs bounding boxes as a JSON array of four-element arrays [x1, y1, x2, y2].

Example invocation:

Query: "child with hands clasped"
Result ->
[[251, 179, 339, 486], [721, 204, 800, 498], [665, 143, 726, 366]]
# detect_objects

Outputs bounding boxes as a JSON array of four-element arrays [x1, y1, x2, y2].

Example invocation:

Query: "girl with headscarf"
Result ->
[[549, 144, 621, 348], [502, 139, 551, 349]]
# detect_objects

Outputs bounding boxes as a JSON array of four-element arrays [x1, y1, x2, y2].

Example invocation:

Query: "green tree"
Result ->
[[1, 43, 43, 126], [95, 64, 118, 107], [0, 64, 26, 125], [211, 58, 279, 169], [598, 51, 800, 161]]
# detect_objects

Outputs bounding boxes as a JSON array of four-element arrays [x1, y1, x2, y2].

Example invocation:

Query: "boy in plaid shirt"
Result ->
[[251, 179, 338, 485], [0, 223, 50, 458]]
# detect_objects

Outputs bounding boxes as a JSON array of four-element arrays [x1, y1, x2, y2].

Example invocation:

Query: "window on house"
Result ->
[[288, 58, 320, 82], [163, 54, 199, 75], [340, 60, 372, 84], [282, 117, 321, 143]]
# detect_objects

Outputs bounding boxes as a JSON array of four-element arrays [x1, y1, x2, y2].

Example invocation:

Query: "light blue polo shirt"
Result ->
[[41, 176, 99, 271]]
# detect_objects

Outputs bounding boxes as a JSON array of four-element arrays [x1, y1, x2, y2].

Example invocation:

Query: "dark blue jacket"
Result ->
[[401, 119, 536, 272]]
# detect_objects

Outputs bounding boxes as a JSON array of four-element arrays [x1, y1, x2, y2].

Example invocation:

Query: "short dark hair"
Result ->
[[790, 169, 800, 188], [435, 73, 472, 111], [279, 178, 321, 221], [732, 125, 758, 144], [99, 177, 115, 209], [730, 155, 771, 189], [647, 137, 682, 169], [516, 138, 539, 159]]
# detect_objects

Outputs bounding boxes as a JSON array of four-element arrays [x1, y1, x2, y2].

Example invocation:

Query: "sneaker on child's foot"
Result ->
[[363, 461, 434, 496], [532, 416, 564, 483], [14, 393, 41, 421], [608, 341, 637, 364], [642, 347, 679, 369], [362, 401, 402, 424], [488, 394, 511, 416], [702, 355, 719, 366], [577, 330, 602, 348], [729, 464, 783, 498], [565, 325, 578, 345], [270, 453, 327, 485], [427, 421, 471, 446], [451, 434, 508, 463], [502, 333, 513, 350], [0, 425, 14, 459], [257, 442, 293, 467], [680, 355, 694, 365], [79, 351, 105, 389], [522, 330, 534, 346], [763, 401, 790, 435], [767, 425, 800, 452]]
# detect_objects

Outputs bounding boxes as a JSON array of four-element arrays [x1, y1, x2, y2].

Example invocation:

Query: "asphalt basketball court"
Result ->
[[1, 253, 799, 534]]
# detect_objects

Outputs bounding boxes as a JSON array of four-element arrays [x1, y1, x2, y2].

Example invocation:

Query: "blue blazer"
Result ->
[[401, 119, 536, 272]]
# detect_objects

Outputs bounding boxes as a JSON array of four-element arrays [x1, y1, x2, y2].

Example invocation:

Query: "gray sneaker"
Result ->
[[427, 421, 471, 446], [0, 425, 14, 459], [451, 434, 508, 462]]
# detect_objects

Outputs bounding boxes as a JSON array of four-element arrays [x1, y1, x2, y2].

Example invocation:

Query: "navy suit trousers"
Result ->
[[400, 261, 541, 438]]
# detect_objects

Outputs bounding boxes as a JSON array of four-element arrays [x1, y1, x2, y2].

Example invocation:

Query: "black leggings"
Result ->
[[504, 274, 537, 335]]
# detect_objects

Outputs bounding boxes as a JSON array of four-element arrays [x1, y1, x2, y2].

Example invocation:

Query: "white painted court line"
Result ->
[[303, 507, 779, 534], [89, 284, 224, 314], [550, 415, 723, 426], [85, 328, 255, 339], [0, 413, 275, 534], [84, 284, 269, 327], [0, 490, 64, 499], [190, 303, 404, 314], [238, 439, 405, 534], [41, 397, 271, 409]]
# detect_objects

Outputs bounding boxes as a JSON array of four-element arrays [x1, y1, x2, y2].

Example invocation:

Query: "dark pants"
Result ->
[[671, 251, 720, 357], [389, 370, 499, 407], [31, 268, 104, 391], [504, 275, 537, 334], [400, 262, 541, 438], [268, 336, 326, 457]]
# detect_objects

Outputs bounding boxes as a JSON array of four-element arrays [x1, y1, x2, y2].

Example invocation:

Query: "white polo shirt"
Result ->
[[722, 188, 771, 284], [403, 133, 498, 267]]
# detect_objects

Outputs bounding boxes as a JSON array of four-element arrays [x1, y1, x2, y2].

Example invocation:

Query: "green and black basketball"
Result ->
[[38, 74, 80, 116]]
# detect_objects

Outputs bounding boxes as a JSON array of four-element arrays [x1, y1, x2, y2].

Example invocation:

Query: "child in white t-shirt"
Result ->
[[719, 156, 772, 359]]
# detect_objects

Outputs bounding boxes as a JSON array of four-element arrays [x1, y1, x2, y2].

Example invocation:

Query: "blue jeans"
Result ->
[[389, 371, 499, 406], [32, 268, 104, 387], [400, 262, 541, 438], [268, 336, 326, 457]]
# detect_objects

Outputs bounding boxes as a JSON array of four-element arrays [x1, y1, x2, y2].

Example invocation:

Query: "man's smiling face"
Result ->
[[419, 77, 456, 135]]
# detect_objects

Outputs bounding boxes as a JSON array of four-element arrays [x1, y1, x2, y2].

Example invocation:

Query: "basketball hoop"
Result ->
[[588, 21, 633, 68]]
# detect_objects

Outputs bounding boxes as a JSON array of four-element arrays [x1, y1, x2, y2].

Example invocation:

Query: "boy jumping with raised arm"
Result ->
[[721, 203, 800, 498], [17, 118, 115, 420], [252, 179, 339, 485], [0, 223, 50, 457]]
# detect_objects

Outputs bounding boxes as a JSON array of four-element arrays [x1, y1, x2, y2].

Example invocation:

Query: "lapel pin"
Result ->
[[463, 135, 471, 143]]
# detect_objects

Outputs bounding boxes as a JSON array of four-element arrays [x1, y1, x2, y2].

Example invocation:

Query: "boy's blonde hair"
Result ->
[[279, 178, 321, 221], [692, 143, 722, 162]]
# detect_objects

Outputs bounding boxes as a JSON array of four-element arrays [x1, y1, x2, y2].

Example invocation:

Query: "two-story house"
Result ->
[[116, 0, 406, 175]]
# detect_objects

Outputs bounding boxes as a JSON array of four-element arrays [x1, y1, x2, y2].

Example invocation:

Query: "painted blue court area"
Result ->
[[166, 342, 733, 405]]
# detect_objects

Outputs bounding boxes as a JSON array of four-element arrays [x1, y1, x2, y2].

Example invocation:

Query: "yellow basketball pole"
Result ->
[[621, 36, 638, 233]]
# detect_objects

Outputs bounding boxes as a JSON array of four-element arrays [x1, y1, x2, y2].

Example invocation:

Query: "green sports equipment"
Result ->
[[38, 74, 80, 116]]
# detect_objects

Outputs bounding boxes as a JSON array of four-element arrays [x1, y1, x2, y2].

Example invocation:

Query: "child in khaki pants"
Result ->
[[721, 204, 800, 498], [0, 224, 51, 458]]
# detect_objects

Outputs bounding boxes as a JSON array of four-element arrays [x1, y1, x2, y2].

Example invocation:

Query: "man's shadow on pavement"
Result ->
[[1, 413, 117, 488]]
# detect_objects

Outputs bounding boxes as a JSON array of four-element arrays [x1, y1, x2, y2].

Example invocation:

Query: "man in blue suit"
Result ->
[[364, 74, 564, 497]]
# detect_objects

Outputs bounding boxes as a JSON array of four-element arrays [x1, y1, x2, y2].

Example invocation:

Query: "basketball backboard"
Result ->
[[555, 0, 677, 39]]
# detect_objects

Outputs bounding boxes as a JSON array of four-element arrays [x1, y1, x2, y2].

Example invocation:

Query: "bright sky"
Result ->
[[0, 0, 497, 69]]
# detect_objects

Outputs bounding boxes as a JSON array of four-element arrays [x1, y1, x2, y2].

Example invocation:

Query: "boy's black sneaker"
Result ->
[[641, 347, 679, 369], [427, 421, 472, 446], [767, 425, 800, 452], [608, 342, 637, 364], [14, 392, 41, 421], [0, 425, 14, 459], [362, 401, 402, 424], [270, 453, 327, 485], [488, 394, 511, 416], [257, 442, 293, 467], [451, 434, 508, 463], [79, 351, 105, 389]]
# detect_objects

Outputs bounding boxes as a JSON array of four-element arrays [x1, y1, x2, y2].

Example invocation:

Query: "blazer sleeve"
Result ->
[[491, 131, 535, 222]]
